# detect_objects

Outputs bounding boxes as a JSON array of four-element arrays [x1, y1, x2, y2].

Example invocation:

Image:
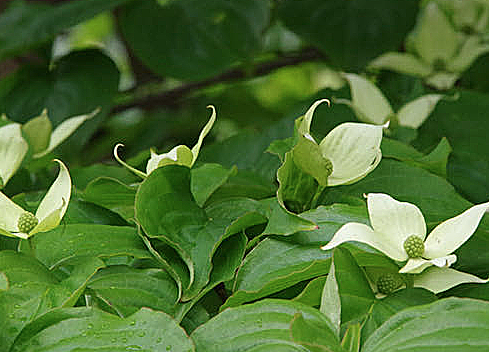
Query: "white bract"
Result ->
[[338, 73, 443, 129], [22, 108, 99, 158], [296, 99, 386, 186], [322, 193, 489, 274], [0, 160, 71, 239], [114, 105, 216, 178], [413, 266, 488, 294], [0, 122, 28, 188], [369, 2, 489, 89]]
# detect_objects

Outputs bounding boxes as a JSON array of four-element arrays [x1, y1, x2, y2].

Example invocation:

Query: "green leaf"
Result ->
[[191, 163, 237, 207], [363, 297, 489, 352], [278, 0, 419, 70], [290, 313, 345, 352], [222, 238, 331, 309], [332, 248, 375, 326], [30, 224, 151, 269], [0, 0, 134, 60], [277, 150, 318, 213], [136, 165, 253, 300], [88, 266, 179, 317], [320, 261, 341, 337], [71, 164, 139, 190], [415, 90, 489, 203], [191, 299, 339, 352], [0, 251, 58, 285], [341, 323, 361, 352], [83, 177, 137, 221], [0, 49, 119, 160], [21, 110, 52, 155], [10, 307, 195, 352], [382, 137, 452, 177], [119, 0, 269, 80], [361, 288, 437, 344], [292, 276, 326, 307]]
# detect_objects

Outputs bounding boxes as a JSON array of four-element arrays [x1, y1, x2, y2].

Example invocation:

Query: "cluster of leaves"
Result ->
[[2, 0, 489, 351]]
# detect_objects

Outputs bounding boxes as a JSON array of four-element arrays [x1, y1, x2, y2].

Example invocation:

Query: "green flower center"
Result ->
[[376, 273, 402, 295], [432, 58, 446, 72], [324, 158, 333, 178], [403, 235, 425, 258], [18, 212, 38, 233]]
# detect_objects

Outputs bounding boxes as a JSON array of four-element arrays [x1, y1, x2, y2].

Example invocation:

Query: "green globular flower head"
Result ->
[[376, 273, 402, 295], [404, 235, 425, 258], [324, 158, 333, 178], [18, 212, 38, 233]]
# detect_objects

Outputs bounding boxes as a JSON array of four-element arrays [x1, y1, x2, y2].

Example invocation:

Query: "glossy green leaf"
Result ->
[[0, 0, 133, 60], [192, 299, 339, 352], [290, 313, 345, 352], [278, 0, 419, 70], [88, 266, 179, 317], [10, 307, 195, 352], [361, 288, 437, 343], [119, 0, 269, 80], [363, 297, 489, 352], [292, 276, 326, 307], [222, 238, 331, 309], [83, 177, 137, 221], [332, 248, 375, 326], [0, 49, 119, 159], [191, 163, 237, 207], [30, 224, 151, 269]]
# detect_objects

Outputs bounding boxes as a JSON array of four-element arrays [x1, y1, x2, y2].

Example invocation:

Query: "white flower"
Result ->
[[322, 193, 489, 274], [296, 99, 386, 186], [368, 2, 489, 89], [338, 73, 443, 129], [0, 160, 71, 239], [0, 122, 28, 188], [22, 108, 99, 158], [114, 105, 216, 178]]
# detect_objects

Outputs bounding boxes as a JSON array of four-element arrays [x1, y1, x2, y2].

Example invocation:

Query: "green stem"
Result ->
[[310, 184, 326, 209]]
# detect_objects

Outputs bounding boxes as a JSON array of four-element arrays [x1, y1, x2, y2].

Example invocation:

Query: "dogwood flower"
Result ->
[[368, 2, 489, 89], [338, 73, 443, 129], [0, 160, 71, 239], [114, 105, 216, 178], [294, 99, 386, 186], [0, 122, 28, 188], [322, 193, 489, 274], [22, 108, 99, 158]]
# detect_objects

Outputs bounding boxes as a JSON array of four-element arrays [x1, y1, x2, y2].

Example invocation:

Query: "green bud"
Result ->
[[403, 235, 425, 258], [17, 212, 38, 233], [376, 273, 403, 294]]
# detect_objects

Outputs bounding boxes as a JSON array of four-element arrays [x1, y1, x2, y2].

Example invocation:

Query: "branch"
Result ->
[[111, 48, 326, 113]]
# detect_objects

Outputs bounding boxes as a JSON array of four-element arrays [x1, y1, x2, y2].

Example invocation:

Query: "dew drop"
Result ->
[[166, 345, 172, 351], [122, 337, 128, 343], [14, 304, 21, 309], [137, 331, 145, 337], [87, 323, 94, 329], [156, 337, 163, 343], [130, 321, 136, 326], [128, 331, 134, 337], [111, 338, 117, 343], [8, 313, 15, 319]]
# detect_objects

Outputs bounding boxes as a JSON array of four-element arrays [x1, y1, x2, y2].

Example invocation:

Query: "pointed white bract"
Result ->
[[114, 105, 216, 178], [0, 160, 71, 239], [340, 73, 443, 128], [322, 193, 489, 274], [413, 266, 489, 294], [298, 100, 385, 186], [0, 123, 29, 188]]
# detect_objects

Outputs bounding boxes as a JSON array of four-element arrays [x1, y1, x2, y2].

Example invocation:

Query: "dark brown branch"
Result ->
[[111, 47, 326, 114]]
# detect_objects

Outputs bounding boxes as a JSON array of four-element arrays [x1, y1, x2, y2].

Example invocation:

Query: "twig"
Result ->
[[111, 47, 326, 113]]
